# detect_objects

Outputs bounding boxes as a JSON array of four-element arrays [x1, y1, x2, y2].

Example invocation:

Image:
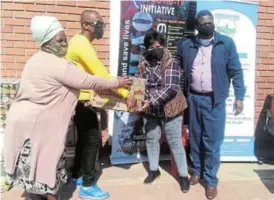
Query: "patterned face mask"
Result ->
[[143, 46, 164, 63]]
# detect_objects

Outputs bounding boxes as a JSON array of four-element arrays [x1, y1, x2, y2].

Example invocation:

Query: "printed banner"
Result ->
[[117, 0, 196, 76], [110, 0, 195, 164], [197, 0, 258, 161]]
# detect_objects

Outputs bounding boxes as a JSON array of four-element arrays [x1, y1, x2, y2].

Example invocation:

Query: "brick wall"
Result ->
[[1, 0, 274, 124], [256, 1, 274, 121], [1, 0, 110, 78]]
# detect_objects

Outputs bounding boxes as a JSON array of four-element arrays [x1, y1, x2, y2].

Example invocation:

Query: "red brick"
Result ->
[[257, 46, 274, 52], [76, 1, 97, 7], [257, 83, 274, 88], [16, 70, 22, 77], [66, 22, 80, 29], [76, 1, 109, 9], [5, 48, 25, 56], [257, 26, 272, 33], [268, 53, 274, 58], [257, 19, 272, 26], [256, 58, 262, 65], [13, 0, 35, 4], [93, 39, 110, 45], [2, 55, 14, 63], [257, 65, 274, 70], [257, 51, 268, 58], [55, 13, 79, 22], [256, 94, 267, 101], [35, 1, 56, 6], [4, 33, 25, 41], [97, 52, 108, 59], [259, 71, 274, 77], [263, 33, 274, 40], [2, 3, 24, 10], [25, 34, 34, 41], [267, 7, 274, 14], [26, 49, 37, 56], [46, 5, 67, 14], [255, 101, 264, 107], [262, 59, 274, 64], [97, 2, 110, 9], [14, 26, 31, 34], [56, 1, 76, 7], [66, 7, 85, 15], [256, 76, 274, 83], [1, 11, 13, 18], [25, 4, 46, 12], [258, 13, 274, 20], [1, 26, 13, 33], [1, 41, 14, 48], [257, 39, 271, 46], [15, 56, 29, 63], [14, 41, 35, 49], [105, 24, 110, 31], [101, 59, 109, 66], [262, 89, 274, 94], [258, 6, 267, 13], [1, 70, 17, 77], [13, 11, 35, 19], [3, 18, 26, 26], [66, 30, 79, 38], [95, 45, 109, 52], [13, 63, 25, 70], [260, 1, 274, 7], [256, 33, 264, 39], [102, 17, 110, 24]]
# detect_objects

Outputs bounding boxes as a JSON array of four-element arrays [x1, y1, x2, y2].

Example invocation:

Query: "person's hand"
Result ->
[[127, 94, 137, 112], [118, 76, 133, 89], [139, 100, 150, 112], [233, 100, 244, 116]]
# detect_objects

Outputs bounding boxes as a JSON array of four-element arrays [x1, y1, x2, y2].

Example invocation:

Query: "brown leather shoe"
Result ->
[[189, 175, 200, 185], [206, 187, 218, 200]]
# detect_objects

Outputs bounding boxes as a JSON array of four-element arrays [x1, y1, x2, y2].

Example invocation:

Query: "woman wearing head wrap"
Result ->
[[3, 16, 132, 200]]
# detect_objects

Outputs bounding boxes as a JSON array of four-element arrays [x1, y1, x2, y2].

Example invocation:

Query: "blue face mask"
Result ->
[[199, 38, 212, 46]]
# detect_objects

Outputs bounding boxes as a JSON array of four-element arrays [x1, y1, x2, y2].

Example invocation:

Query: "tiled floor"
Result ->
[[2, 161, 274, 200]]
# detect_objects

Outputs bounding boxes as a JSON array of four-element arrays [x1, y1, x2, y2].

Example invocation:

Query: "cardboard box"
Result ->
[[89, 77, 146, 111]]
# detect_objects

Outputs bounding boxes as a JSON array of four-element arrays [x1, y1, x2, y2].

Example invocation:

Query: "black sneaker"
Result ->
[[144, 170, 161, 184], [179, 176, 190, 193]]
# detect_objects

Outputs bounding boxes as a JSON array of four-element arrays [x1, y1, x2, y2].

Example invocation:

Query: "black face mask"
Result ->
[[197, 24, 215, 39], [93, 26, 104, 40], [144, 47, 164, 63]]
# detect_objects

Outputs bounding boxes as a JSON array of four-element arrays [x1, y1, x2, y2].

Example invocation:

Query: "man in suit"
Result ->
[[177, 10, 245, 199]]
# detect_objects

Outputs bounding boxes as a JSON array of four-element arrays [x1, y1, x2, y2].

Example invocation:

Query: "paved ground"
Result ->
[[2, 161, 274, 200]]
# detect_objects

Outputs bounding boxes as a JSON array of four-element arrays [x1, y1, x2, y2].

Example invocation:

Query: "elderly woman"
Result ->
[[3, 16, 132, 200], [137, 30, 190, 192]]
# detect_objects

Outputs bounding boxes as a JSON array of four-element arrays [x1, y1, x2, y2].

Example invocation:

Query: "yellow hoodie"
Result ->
[[65, 34, 129, 100]]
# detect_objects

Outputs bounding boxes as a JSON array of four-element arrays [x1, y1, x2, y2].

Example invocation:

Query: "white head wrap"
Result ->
[[30, 16, 64, 45]]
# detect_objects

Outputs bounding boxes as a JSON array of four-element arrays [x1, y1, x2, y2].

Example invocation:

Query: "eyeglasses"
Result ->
[[85, 21, 106, 28]]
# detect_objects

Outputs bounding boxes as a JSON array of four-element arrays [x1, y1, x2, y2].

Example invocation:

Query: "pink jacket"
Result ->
[[4, 51, 118, 188]]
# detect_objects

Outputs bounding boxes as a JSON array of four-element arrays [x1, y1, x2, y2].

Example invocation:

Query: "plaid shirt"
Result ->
[[136, 58, 181, 117]]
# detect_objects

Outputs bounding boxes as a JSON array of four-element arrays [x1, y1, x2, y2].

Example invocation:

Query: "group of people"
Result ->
[[3, 8, 245, 200]]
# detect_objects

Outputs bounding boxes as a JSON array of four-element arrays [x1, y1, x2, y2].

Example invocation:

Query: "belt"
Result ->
[[190, 90, 213, 96]]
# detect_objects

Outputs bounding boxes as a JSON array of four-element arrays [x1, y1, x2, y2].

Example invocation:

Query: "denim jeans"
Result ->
[[73, 101, 100, 187], [188, 93, 226, 187], [144, 114, 188, 177]]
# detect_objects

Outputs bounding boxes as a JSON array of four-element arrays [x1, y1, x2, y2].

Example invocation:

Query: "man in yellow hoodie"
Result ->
[[65, 10, 135, 199]]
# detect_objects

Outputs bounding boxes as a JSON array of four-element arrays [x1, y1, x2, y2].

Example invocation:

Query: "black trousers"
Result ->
[[73, 101, 100, 187]]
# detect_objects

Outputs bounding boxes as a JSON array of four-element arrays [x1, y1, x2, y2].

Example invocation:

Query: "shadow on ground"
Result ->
[[254, 168, 274, 194]]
